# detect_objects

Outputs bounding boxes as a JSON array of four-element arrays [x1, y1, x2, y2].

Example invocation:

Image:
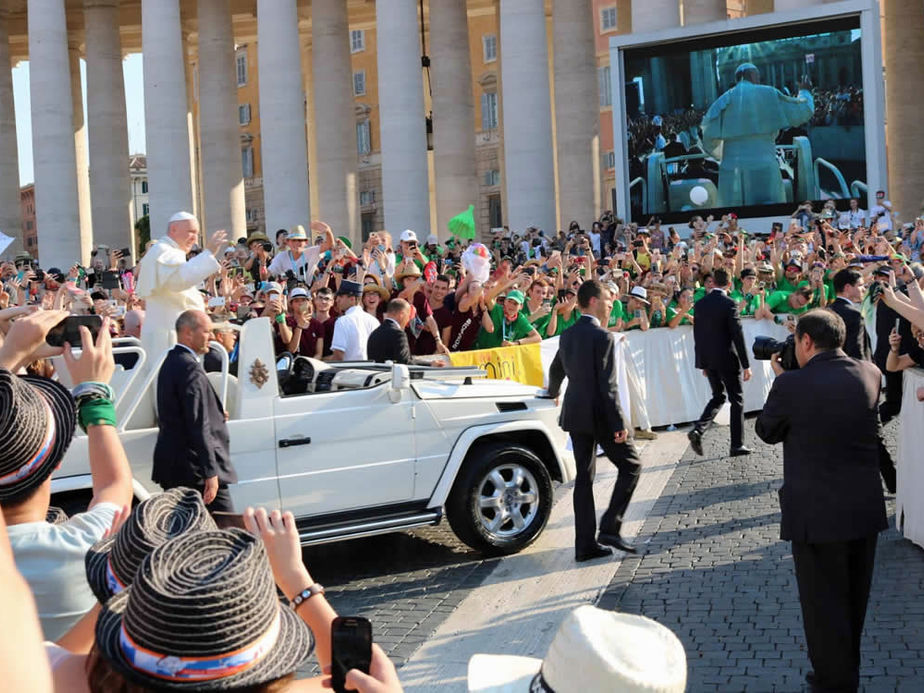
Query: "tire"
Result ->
[[445, 442, 553, 556]]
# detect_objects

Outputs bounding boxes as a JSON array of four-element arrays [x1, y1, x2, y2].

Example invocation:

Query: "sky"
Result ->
[[12, 53, 146, 186]]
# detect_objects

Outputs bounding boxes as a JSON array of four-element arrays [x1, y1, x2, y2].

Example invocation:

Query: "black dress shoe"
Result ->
[[730, 446, 752, 457], [598, 532, 637, 554], [688, 429, 704, 456], [575, 544, 613, 562]]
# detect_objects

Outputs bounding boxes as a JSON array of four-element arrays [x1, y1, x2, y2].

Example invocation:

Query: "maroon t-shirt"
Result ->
[[447, 307, 482, 352], [321, 313, 339, 357], [286, 316, 324, 358]]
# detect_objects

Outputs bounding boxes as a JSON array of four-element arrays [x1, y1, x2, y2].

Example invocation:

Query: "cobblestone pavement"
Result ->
[[295, 522, 497, 676], [599, 417, 924, 692]]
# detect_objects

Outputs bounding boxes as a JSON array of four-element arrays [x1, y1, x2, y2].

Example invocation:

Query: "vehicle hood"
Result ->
[[411, 378, 545, 400]]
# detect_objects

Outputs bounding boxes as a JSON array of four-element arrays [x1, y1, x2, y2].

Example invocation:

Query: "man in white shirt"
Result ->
[[0, 310, 133, 641], [869, 190, 893, 233], [136, 211, 226, 360], [267, 221, 334, 285], [329, 280, 382, 361]]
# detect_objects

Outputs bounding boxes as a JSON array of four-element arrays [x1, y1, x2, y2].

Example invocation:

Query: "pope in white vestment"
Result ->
[[135, 212, 226, 361], [701, 63, 814, 208]]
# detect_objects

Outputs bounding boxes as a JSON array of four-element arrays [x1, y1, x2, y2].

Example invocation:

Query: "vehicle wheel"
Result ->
[[446, 442, 553, 556]]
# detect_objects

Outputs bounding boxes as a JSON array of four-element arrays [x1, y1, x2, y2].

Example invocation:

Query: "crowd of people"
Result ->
[[3, 190, 924, 690], [3, 196, 924, 375]]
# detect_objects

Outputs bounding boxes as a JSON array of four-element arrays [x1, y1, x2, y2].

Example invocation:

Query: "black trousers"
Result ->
[[695, 368, 744, 449], [791, 535, 878, 693], [160, 483, 235, 514], [570, 433, 641, 554]]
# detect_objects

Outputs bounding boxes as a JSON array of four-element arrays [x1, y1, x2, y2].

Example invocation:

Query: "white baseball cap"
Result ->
[[467, 606, 687, 693], [289, 287, 309, 299], [399, 229, 418, 243], [426, 234, 439, 245]]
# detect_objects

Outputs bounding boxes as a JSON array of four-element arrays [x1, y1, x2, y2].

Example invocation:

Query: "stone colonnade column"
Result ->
[[884, 0, 924, 221], [553, 0, 598, 231], [84, 0, 133, 254], [312, 0, 359, 242], [197, 0, 247, 239], [28, 0, 82, 268], [257, 0, 311, 232], [0, 10, 21, 256], [376, 0, 431, 236], [499, 0, 556, 234], [69, 41, 93, 264], [142, 0, 193, 238], [683, 0, 726, 24], [430, 0, 479, 241], [631, 0, 680, 32]]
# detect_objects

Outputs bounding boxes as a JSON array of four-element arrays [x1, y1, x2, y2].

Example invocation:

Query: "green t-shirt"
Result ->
[[550, 308, 581, 337], [693, 286, 706, 303], [608, 300, 625, 328], [729, 290, 762, 317], [666, 300, 694, 325], [395, 251, 430, 271], [765, 291, 811, 315], [778, 276, 802, 293], [649, 306, 667, 329], [475, 303, 535, 349]]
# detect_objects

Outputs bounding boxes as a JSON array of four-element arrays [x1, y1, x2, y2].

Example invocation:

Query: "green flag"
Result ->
[[448, 204, 476, 239]]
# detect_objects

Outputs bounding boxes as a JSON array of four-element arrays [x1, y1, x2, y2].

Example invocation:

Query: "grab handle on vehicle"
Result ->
[[279, 436, 312, 448]]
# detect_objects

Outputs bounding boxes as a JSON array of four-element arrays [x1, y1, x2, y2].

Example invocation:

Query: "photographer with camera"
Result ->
[[756, 309, 886, 692], [243, 233, 273, 283]]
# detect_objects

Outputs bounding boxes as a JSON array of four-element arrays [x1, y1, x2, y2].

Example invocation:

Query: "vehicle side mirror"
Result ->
[[389, 363, 410, 402]]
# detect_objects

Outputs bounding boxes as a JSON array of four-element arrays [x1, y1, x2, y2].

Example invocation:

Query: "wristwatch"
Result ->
[[291, 583, 325, 609]]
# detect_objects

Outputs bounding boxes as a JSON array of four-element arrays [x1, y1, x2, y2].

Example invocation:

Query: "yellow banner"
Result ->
[[449, 343, 544, 387]]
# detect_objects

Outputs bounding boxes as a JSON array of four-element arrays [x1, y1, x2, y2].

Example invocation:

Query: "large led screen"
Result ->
[[622, 17, 865, 224]]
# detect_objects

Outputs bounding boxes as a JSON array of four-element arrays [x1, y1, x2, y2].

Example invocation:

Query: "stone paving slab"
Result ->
[[598, 417, 924, 692]]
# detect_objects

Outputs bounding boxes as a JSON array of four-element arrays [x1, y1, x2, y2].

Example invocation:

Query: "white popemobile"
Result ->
[[51, 317, 574, 555]]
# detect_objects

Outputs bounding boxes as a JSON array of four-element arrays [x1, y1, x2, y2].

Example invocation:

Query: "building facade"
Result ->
[[0, 1, 919, 269], [19, 183, 36, 259], [128, 154, 149, 226]]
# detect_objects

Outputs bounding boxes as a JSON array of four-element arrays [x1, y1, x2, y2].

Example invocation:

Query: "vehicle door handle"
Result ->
[[279, 436, 312, 448]]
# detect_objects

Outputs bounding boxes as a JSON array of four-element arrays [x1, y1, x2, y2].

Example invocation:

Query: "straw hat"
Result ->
[[85, 487, 217, 603], [468, 606, 686, 693], [395, 262, 422, 281], [363, 283, 391, 301], [95, 528, 314, 690], [0, 371, 76, 501], [628, 286, 650, 305]]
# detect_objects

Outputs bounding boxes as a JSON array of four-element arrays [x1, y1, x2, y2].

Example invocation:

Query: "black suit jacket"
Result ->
[[547, 316, 625, 437], [366, 319, 412, 364], [829, 297, 871, 361], [693, 289, 749, 372], [755, 350, 887, 543], [153, 346, 236, 488]]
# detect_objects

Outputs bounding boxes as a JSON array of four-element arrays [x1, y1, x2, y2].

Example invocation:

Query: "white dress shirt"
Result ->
[[330, 305, 382, 361]]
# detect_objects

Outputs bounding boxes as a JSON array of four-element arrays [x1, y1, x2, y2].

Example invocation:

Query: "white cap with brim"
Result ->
[[468, 607, 687, 693], [400, 229, 418, 243]]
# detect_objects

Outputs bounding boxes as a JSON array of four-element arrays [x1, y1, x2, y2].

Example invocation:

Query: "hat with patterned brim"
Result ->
[[95, 529, 314, 690], [0, 370, 76, 501], [85, 487, 217, 603]]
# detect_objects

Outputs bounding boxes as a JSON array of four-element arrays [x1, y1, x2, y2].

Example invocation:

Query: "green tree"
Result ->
[[134, 215, 150, 256]]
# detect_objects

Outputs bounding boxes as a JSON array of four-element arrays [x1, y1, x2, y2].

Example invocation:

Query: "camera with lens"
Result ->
[[261, 241, 273, 253], [284, 269, 299, 293], [753, 335, 799, 371]]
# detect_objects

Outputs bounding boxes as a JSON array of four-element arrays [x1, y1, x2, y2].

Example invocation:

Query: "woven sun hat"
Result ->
[[95, 528, 314, 690], [395, 262, 422, 281], [468, 606, 686, 693], [628, 286, 650, 305], [0, 370, 76, 502], [85, 487, 217, 603], [363, 283, 391, 301], [46, 506, 69, 525], [287, 225, 309, 241]]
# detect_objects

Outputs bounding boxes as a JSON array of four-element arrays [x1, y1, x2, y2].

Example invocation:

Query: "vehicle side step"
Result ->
[[297, 509, 442, 546]]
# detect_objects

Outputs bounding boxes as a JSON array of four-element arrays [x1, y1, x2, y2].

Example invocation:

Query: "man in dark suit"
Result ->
[[546, 280, 641, 562], [756, 310, 886, 692], [153, 310, 237, 512], [367, 299, 413, 364], [689, 268, 752, 457], [829, 269, 896, 493], [830, 269, 871, 361]]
